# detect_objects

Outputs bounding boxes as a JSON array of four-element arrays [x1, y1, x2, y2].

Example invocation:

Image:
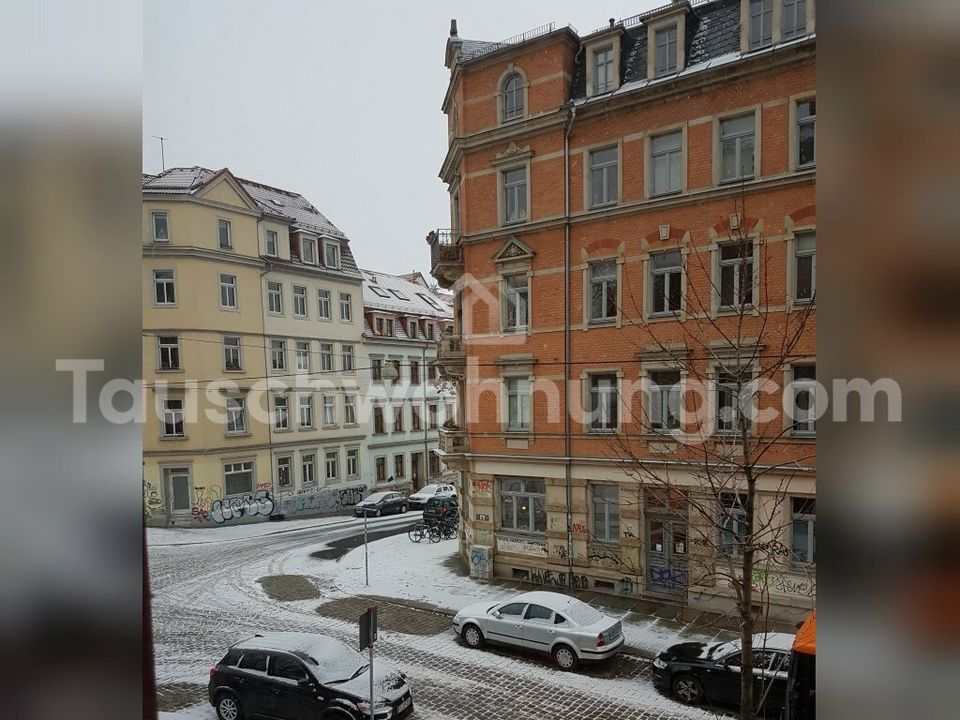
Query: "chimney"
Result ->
[[450, 19, 458, 37], [609, 18, 615, 28]]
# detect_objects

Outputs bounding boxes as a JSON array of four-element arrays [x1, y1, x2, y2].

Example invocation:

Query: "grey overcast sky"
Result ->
[[143, 0, 660, 281]]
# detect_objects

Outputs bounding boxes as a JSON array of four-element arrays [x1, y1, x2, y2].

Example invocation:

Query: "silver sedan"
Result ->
[[452, 590, 624, 670]]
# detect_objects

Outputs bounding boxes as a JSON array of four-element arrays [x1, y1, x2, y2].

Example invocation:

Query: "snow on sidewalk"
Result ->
[[290, 532, 724, 658]]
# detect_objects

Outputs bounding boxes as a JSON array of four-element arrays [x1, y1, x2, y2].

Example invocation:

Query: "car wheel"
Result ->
[[553, 644, 579, 671], [462, 624, 485, 649], [215, 692, 243, 720], [672, 674, 705, 704], [400, 504, 407, 513]]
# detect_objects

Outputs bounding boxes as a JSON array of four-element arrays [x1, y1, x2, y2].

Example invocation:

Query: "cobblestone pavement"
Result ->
[[149, 516, 729, 720]]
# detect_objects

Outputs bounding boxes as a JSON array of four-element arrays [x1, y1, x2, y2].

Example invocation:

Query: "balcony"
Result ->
[[426, 228, 463, 289], [435, 329, 466, 379], [438, 427, 467, 455]]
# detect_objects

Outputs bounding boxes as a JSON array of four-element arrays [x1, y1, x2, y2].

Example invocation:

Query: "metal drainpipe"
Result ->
[[259, 263, 275, 506], [563, 102, 577, 589], [422, 339, 429, 487]]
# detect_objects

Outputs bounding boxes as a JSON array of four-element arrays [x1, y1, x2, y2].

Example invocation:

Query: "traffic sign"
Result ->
[[359, 606, 377, 650]]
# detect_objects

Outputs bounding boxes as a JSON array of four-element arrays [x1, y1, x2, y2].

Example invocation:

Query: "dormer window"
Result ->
[[324, 241, 340, 269], [654, 25, 678, 76], [502, 72, 524, 122], [748, 0, 773, 50], [594, 46, 614, 94], [301, 236, 317, 265], [782, 0, 807, 40]]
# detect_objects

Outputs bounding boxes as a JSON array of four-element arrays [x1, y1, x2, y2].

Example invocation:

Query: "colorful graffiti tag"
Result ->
[[210, 490, 275, 524]]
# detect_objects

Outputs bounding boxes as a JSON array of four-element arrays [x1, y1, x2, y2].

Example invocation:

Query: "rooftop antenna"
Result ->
[[151, 135, 167, 171]]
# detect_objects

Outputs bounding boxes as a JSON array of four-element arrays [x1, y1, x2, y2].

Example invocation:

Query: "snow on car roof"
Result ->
[[512, 591, 605, 626], [710, 632, 796, 657], [234, 632, 363, 682]]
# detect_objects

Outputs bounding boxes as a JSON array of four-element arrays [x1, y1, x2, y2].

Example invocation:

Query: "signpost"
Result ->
[[359, 607, 377, 720]]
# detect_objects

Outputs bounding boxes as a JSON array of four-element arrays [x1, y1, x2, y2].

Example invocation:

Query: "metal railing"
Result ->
[[466, 22, 557, 61], [427, 228, 462, 269]]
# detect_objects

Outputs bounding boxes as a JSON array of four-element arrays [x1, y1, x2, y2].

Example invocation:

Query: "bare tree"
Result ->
[[583, 194, 815, 719]]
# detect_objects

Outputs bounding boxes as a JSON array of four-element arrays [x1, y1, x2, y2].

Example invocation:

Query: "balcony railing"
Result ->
[[439, 427, 467, 454], [426, 228, 463, 288]]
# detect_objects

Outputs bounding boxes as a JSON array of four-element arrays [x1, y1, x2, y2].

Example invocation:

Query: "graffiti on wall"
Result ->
[[497, 536, 548, 557], [469, 545, 492, 576], [738, 569, 816, 598], [210, 490, 275, 524], [529, 568, 589, 590], [571, 522, 588, 534], [191, 486, 223, 524], [471, 479, 492, 495], [278, 485, 367, 517], [144, 482, 162, 517], [649, 565, 688, 588]]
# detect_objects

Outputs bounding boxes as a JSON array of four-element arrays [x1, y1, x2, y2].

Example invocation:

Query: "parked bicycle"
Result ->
[[408, 516, 458, 543]]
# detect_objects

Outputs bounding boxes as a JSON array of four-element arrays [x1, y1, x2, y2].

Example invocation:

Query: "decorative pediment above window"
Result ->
[[493, 236, 535, 264], [492, 141, 534, 167]]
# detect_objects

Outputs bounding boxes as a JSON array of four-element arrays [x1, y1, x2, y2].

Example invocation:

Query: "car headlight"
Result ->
[[653, 657, 668, 669]]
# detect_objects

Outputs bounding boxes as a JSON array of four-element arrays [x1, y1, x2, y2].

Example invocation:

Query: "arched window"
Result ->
[[502, 72, 524, 121]]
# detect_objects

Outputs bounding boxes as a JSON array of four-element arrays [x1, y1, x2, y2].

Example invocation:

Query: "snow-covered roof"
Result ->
[[362, 269, 452, 319]]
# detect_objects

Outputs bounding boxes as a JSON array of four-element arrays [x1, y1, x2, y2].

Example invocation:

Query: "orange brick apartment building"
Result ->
[[429, 0, 816, 620]]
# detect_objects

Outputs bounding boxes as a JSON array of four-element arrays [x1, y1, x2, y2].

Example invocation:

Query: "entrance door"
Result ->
[[645, 517, 689, 596], [411, 452, 422, 488], [164, 467, 192, 518]]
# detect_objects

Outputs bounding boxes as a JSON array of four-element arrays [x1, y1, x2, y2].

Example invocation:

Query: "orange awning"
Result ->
[[793, 610, 816, 655]]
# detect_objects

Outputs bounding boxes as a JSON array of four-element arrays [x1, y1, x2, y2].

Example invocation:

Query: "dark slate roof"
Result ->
[[459, 38, 499, 61], [142, 166, 346, 239]]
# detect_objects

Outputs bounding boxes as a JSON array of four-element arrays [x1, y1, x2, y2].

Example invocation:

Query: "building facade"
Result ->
[[360, 270, 455, 492], [430, 0, 816, 621], [143, 167, 369, 526]]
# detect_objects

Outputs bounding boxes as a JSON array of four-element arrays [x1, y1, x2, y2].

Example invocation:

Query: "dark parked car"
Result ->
[[421, 495, 458, 522], [353, 491, 407, 517], [208, 632, 413, 720], [653, 632, 793, 715]]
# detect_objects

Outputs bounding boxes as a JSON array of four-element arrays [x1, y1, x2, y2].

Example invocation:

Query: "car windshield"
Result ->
[[327, 662, 369, 684], [363, 492, 389, 503], [418, 485, 440, 495]]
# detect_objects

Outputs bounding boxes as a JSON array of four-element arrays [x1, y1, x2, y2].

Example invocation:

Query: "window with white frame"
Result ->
[[223, 460, 253, 495], [650, 250, 682, 315], [592, 484, 620, 542], [589, 147, 618, 208], [295, 340, 310, 372], [324, 241, 340, 269], [339, 292, 352, 321], [394, 454, 405, 478], [654, 25, 678, 76], [265, 229, 278, 256], [589, 373, 618, 432], [276, 455, 292, 488], [273, 394, 289, 431], [161, 398, 184, 437], [393, 404, 404, 432], [153, 269, 176, 305], [428, 403, 438, 429], [797, 99, 816, 168], [217, 219, 232, 249], [157, 335, 180, 370], [408, 319, 418, 338], [794, 232, 816, 302], [791, 498, 816, 563], [791, 365, 816, 435], [324, 450, 339, 483], [375, 456, 387, 483], [593, 46, 614, 94], [720, 114, 756, 182], [372, 405, 385, 434], [384, 318, 394, 337], [502, 167, 527, 224], [322, 394, 336, 427], [301, 236, 317, 265], [344, 394, 357, 425], [267, 281, 283, 314], [502, 72, 524, 121], [151, 211, 169, 242], [319, 342, 333, 372], [651, 131, 682, 196], [782, 0, 807, 40], [719, 242, 754, 309], [411, 405, 422, 431], [225, 397, 246, 434], [317, 289, 331, 319], [590, 259, 618, 322], [270, 338, 286, 371], [341, 344, 354, 372], [223, 335, 242, 371], [218, 273, 237, 309], [498, 477, 546, 533], [748, 0, 773, 50], [299, 394, 314, 428], [649, 370, 681, 430], [292, 286, 308, 317], [717, 370, 752, 434], [719, 492, 748, 557], [301, 452, 316, 486], [346, 448, 359, 478], [371, 358, 383, 383], [506, 377, 530, 432], [503, 273, 529, 331], [409, 359, 420, 385], [426, 323, 435, 340]]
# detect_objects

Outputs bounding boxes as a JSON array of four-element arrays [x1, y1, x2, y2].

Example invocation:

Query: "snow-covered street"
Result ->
[[148, 515, 731, 719]]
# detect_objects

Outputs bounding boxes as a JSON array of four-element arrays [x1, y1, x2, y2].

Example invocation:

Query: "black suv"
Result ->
[[422, 495, 458, 523], [208, 632, 413, 720]]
